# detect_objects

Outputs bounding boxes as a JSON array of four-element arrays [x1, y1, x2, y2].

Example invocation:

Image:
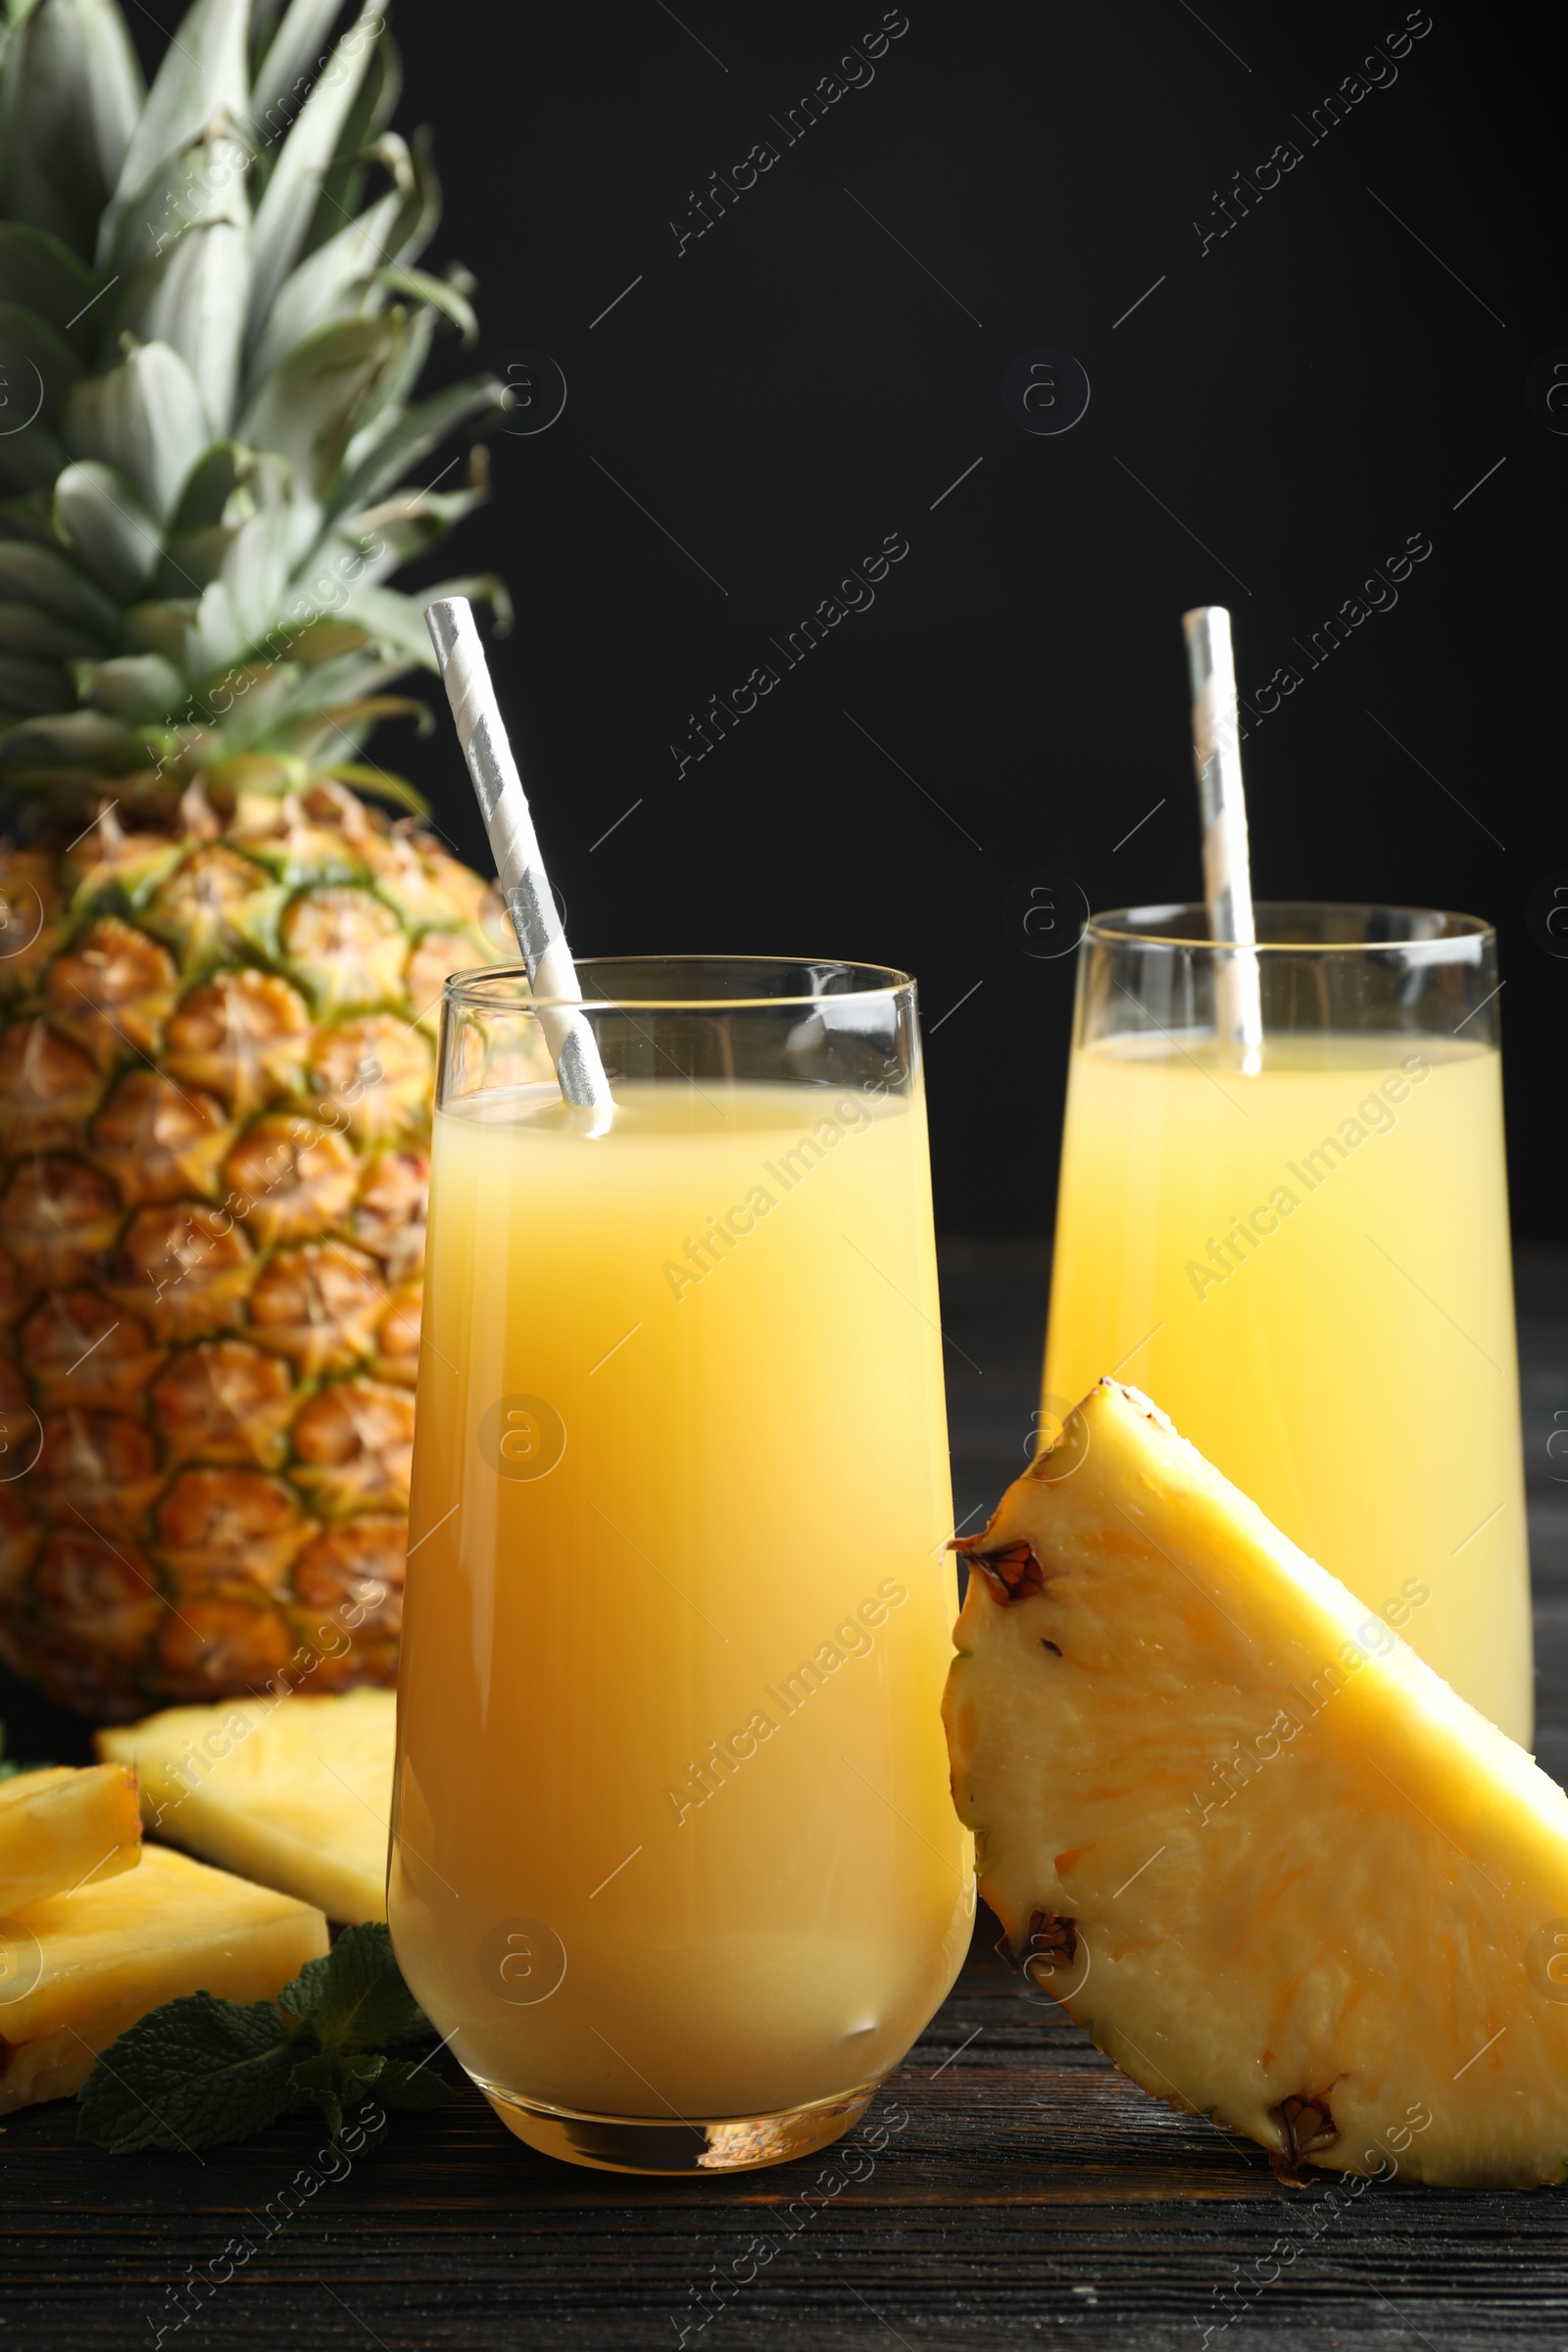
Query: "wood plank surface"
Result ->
[[3, 1242, 1566, 2351]]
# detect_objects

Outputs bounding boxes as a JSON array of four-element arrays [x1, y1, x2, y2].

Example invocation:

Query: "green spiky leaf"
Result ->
[[62, 338, 207, 522], [0, 0, 142, 259], [239, 311, 402, 497], [0, 535, 119, 633], [53, 457, 161, 599], [1, 0, 507, 796], [0, 220, 101, 342], [247, 0, 382, 334], [97, 0, 247, 267]]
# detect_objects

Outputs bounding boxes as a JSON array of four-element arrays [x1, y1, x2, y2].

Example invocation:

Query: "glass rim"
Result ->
[[1085, 901, 1495, 955], [440, 954, 914, 1013]]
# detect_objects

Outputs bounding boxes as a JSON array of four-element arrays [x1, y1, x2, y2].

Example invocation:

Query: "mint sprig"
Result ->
[[76, 1923, 455, 2155]]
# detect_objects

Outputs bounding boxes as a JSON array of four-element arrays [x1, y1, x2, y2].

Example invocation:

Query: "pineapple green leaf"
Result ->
[[1, 0, 505, 784], [112, 213, 253, 435], [0, 646, 67, 708], [338, 582, 443, 669], [0, 536, 120, 634], [122, 595, 197, 662], [0, 294, 83, 426], [216, 504, 293, 642], [371, 265, 478, 345], [0, 599, 102, 659], [329, 372, 509, 521], [343, 576, 510, 671], [0, 419, 65, 497], [322, 757, 427, 815], [75, 649, 183, 719], [97, 0, 248, 269], [250, 0, 346, 137], [168, 437, 252, 534], [334, 487, 489, 585], [103, 122, 251, 280], [0, 0, 142, 259], [239, 311, 402, 498], [0, 220, 100, 341], [300, 24, 402, 265], [247, 0, 383, 338], [53, 457, 162, 600], [62, 337, 208, 523], [246, 177, 406, 396], [0, 705, 138, 771]]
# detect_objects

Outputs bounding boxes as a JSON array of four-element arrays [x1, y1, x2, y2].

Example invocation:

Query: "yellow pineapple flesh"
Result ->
[[98, 1687, 394, 1924], [0, 1759, 140, 1908], [0, 1841, 327, 2116], [944, 1379, 1568, 2189]]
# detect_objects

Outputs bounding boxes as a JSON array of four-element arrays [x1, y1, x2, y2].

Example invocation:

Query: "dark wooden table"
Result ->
[[5, 1241, 1568, 2351]]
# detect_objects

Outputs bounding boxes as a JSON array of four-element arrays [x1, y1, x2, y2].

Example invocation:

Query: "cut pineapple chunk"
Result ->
[[98, 1689, 393, 1925], [0, 1763, 140, 1910], [944, 1379, 1568, 2189], [0, 1841, 326, 2115]]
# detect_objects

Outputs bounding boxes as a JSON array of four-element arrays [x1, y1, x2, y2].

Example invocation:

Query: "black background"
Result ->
[[172, 2, 1568, 1236]]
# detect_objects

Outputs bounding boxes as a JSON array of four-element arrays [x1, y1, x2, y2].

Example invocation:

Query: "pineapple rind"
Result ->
[[0, 1841, 327, 2116], [0, 1760, 140, 1908], [944, 1379, 1568, 2190], [97, 1688, 393, 1924]]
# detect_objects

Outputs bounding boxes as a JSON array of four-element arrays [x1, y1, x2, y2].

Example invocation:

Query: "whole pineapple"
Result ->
[[0, 0, 512, 1716]]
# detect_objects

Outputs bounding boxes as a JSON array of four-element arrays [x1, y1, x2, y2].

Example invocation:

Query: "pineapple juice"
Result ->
[[391, 1080, 972, 2125], [1044, 1032, 1531, 1740]]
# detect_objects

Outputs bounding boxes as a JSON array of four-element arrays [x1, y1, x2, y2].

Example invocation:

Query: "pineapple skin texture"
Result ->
[[944, 1380, 1568, 2190], [98, 1687, 394, 1925], [0, 1840, 327, 2115], [0, 801, 504, 1717], [0, 1759, 139, 1907]]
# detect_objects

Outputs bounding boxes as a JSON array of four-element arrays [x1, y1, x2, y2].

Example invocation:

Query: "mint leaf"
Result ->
[[289, 2050, 387, 2142], [371, 2055, 455, 2112], [76, 1928, 448, 2157], [280, 1922, 431, 2053], [76, 1993, 295, 2154]]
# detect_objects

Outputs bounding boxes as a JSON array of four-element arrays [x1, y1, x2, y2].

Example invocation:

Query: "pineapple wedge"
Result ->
[[0, 1763, 140, 1909], [98, 1690, 394, 1926], [0, 1842, 326, 2115], [945, 1379, 1568, 2189]]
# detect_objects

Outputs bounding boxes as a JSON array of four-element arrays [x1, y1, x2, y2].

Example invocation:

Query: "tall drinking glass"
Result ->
[[1043, 905, 1532, 1743], [391, 957, 972, 2173]]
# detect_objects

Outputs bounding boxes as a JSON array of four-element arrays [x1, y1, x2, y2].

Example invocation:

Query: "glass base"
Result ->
[[475, 2074, 881, 2174]]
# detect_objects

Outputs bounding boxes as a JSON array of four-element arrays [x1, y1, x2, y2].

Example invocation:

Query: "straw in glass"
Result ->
[[1182, 605, 1263, 1064], [425, 598, 612, 1112]]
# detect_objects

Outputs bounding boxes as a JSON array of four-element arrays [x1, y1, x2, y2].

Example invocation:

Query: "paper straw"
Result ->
[[1181, 605, 1263, 1061], [425, 598, 612, 1112]]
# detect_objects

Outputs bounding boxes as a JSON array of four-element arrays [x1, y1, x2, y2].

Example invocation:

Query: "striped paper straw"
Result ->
[[1182, 605, 1263, 1062], [425, 598, 613, 1113]]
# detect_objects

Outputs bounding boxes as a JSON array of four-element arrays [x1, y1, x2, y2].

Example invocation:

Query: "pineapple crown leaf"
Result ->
[[0, 0, 511, 807]]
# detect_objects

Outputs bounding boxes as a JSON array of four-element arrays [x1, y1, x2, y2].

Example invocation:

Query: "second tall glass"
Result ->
[[1042, 903, 1531, 1744], [391, 957, 972, 2174]]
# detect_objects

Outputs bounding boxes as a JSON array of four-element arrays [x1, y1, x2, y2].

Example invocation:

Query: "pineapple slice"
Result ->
[[98, 1690, 394, 1926], [0, 1843, 327, 2116], [944, 1379, 1568, 2189], [0, 1762, 141, 1910]]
